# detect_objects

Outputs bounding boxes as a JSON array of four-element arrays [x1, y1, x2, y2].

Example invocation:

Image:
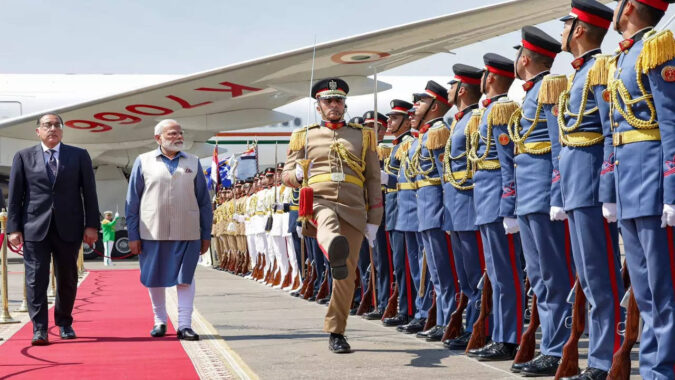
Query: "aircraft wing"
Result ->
[[0, 0, 588, 161]]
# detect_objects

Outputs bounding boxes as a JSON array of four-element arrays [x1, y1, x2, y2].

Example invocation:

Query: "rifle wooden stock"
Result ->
[[424, 290, 437, 331], [298, 259, 312, 296], [514, 294, 539, 364], [466, 273, 492, 352], [281, 268, 292, 288], [443, 292, 468, 342], [555, 278, 586, 379], [315, 268, 330, 301], [357, 275, 374, 315], [609, 264, 638, 380], [382, 283, 399, 320], [303, 261, 316, 299]]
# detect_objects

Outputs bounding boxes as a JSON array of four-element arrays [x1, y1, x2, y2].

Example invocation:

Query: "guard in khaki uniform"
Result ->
[[283, 78, 382, 354]]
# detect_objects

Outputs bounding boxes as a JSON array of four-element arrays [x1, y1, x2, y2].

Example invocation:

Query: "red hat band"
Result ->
[[522, 40, 557, 58], [454, 75, 482, 85], [485, 65, 516, 79], [570, 8, 611, 29]]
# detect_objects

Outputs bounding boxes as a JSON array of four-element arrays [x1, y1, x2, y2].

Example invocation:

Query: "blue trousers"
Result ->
[[620, 217, 675, 379], [389, 230, 413, 317], [419, 228, 457, 326], [449, 230, 484, 332], [355, 239, 371, 306], [404, 231, 432, 319], [517, 214, 574, 356], [567, 206, 623, 371], [374, 224, 392, 311], [478, 221, 524, 344]]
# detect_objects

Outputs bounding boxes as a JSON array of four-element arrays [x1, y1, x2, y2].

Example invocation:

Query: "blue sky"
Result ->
[[1, 1, 673, 76]]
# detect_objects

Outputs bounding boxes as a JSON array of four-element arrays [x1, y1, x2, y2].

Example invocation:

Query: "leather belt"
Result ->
[[289, 206, 299, 211], [476, 160, 500, 170], [396, 182, 417, 191], [308, 173, 364, 187], [444, 170, 472, 182], [416, 178, 442, 188], [613, 129, 661, 146]]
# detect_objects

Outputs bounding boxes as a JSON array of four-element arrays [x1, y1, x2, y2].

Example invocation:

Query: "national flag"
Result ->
[[210, 141, 220, 190]]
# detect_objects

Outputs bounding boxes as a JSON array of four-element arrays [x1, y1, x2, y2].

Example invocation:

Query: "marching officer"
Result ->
[[409, 81, 459, 342], [381, 99, 416, 327], [610, 0, 675, 377], [283, 78, 382, 353], [466, 53, 524, 361], [508, 26, 576, 376], [440, 64, 486, 350]]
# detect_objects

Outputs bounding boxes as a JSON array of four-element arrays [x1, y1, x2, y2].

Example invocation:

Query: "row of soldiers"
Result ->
[[212, 0, 675, 378]]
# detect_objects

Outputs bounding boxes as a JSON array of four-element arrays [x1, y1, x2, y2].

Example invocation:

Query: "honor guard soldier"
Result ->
[[286, 185, 303, 292], [409, 81, 459, 342], [611, 0, 675, 377], [397, 94, 434, 334], [440, 64, 487, 350], [557, 2, 626, 378], [361, 110, 394, 320], [508, 26, 577, 376], [466, 53, 524, 361], [381, 99, 416, 327], [282, 78, 382, 353]]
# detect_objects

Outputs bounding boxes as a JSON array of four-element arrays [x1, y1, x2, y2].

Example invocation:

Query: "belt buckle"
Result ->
[[331, 172, 345, 182], [613, 132, 621, 146]]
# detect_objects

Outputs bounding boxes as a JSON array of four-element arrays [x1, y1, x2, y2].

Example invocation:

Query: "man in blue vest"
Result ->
[[610, 0, 675, 377]]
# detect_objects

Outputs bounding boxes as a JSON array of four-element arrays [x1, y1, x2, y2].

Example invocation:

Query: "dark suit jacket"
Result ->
[[7, 143, 100, 242]]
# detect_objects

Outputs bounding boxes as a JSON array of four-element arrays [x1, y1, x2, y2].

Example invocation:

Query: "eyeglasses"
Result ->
[[39, 122, 63, 129]]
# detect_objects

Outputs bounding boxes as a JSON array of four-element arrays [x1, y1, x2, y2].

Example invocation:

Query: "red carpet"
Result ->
[[0, 270, 199, 380]]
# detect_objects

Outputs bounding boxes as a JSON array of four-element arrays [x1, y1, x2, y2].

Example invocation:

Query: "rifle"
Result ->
[[443, 292, 468, 342], [382, 283, 399, 320], [424, 289, 437, 331], [315, 268, 330, 301], [609, 265, 639, 380], [357, 266, 375, 315], [466, 272, 492, 352], [297, 258, 311, 296], [303, 261, 317, 300], [514, 294, 539, 364], [555, 278, 586, 379]]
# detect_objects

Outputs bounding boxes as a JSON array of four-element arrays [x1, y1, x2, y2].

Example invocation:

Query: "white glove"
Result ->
[[602, 203, 618, 223], [366, 223, 379, 247], [296, 225, 303, 238], [380, 170, 390, 185], [295, 162, 313, 182], [114, 212, 119, 218], [503, 217, 520, 234], [662, 204, 675, 228], [549, 206, 568, 221]]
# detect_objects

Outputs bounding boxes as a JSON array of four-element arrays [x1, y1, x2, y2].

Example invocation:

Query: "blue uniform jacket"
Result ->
[[414, 117, 450, 232], [394, 135, 419, 232], [383, 132, 411, 232], [611, 28, 675, 218], [439, 105, 479, 231], [471, 96, 517, 225]]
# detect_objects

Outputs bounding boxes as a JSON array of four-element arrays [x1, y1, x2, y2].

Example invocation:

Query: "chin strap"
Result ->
[[565, 18, 578, 53], [615, 0, 628, 34], [515, 48, 524, 81]]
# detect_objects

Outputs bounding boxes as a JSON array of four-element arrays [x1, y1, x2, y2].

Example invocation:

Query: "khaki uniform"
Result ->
[[282, 122, 383, 334]]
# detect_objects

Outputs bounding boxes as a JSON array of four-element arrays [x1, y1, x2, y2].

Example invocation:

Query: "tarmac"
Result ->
[[0, 254, 642, 379]]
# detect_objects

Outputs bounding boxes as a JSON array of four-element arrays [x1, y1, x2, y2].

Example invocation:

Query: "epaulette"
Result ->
[[465, 111, 482, 137], [288, 125, 315, 152], [425, 120, 450, 150], [395, 136, 413, 160], [102, 219, 110, 225], [587, 54, 613, 87], [348, 122, 364, 129], [539, 74, 568, 104], [489, 98, 518, 126], [362, 126, 377, 152], [377, 144, 392, 160], [637, 29, 675, 74]]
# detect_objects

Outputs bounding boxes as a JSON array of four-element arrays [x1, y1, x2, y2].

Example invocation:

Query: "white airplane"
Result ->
[[0, 0, 604, 216]]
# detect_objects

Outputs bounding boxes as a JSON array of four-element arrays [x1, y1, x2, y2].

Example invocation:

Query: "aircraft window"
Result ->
[[0, 102, 21, 120], [282, 121, 289, 126], [294, 118, 301, 126]]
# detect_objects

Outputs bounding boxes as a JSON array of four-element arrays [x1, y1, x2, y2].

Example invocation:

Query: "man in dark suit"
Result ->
[[7, 113, 100, 345]]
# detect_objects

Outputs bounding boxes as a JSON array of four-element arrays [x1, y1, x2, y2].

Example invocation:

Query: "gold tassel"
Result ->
[[377, 144, 392, 160], [348, 122, 364, 130], [363, 127, 377, 152], [425, 123, 450, 150], [395, 139, 411, 160], [637, 29, 675, 74], [539, 74, 568, 104], [288, 127, 307, 152], [607, 56, 619, 83], [489, 100, 519, 126], [466, 112, 481, 136], [587, 54, 612, 87]]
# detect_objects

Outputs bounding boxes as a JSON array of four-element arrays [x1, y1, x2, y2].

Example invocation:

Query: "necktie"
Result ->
[[47, 149, 57, 183]]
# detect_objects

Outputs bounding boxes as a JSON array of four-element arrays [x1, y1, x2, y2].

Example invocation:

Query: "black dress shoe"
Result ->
[[349, 307, 358, 315], [363, 309, 383, 320], [383, 314, 409, 327], [397, 318, 426, 334], [150, 324, 167, 337], [328, 333, 352, 354], [520, 354, 561, 377], [467, 341, 497, 358], [308, 296, 316, 302], [425, 325, 446, 342], [416, 327, 432, 338], [59, 326, 76, 340], [475, 342, 518, 361], [31, 330, 49, 346], [561, 367, 608, 380], [328, 236, 350, 280], [317, 297, 331, 305], [177, 327, 200, 341], [290, 290, 301, 297], [444, 330, 472, 350]]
